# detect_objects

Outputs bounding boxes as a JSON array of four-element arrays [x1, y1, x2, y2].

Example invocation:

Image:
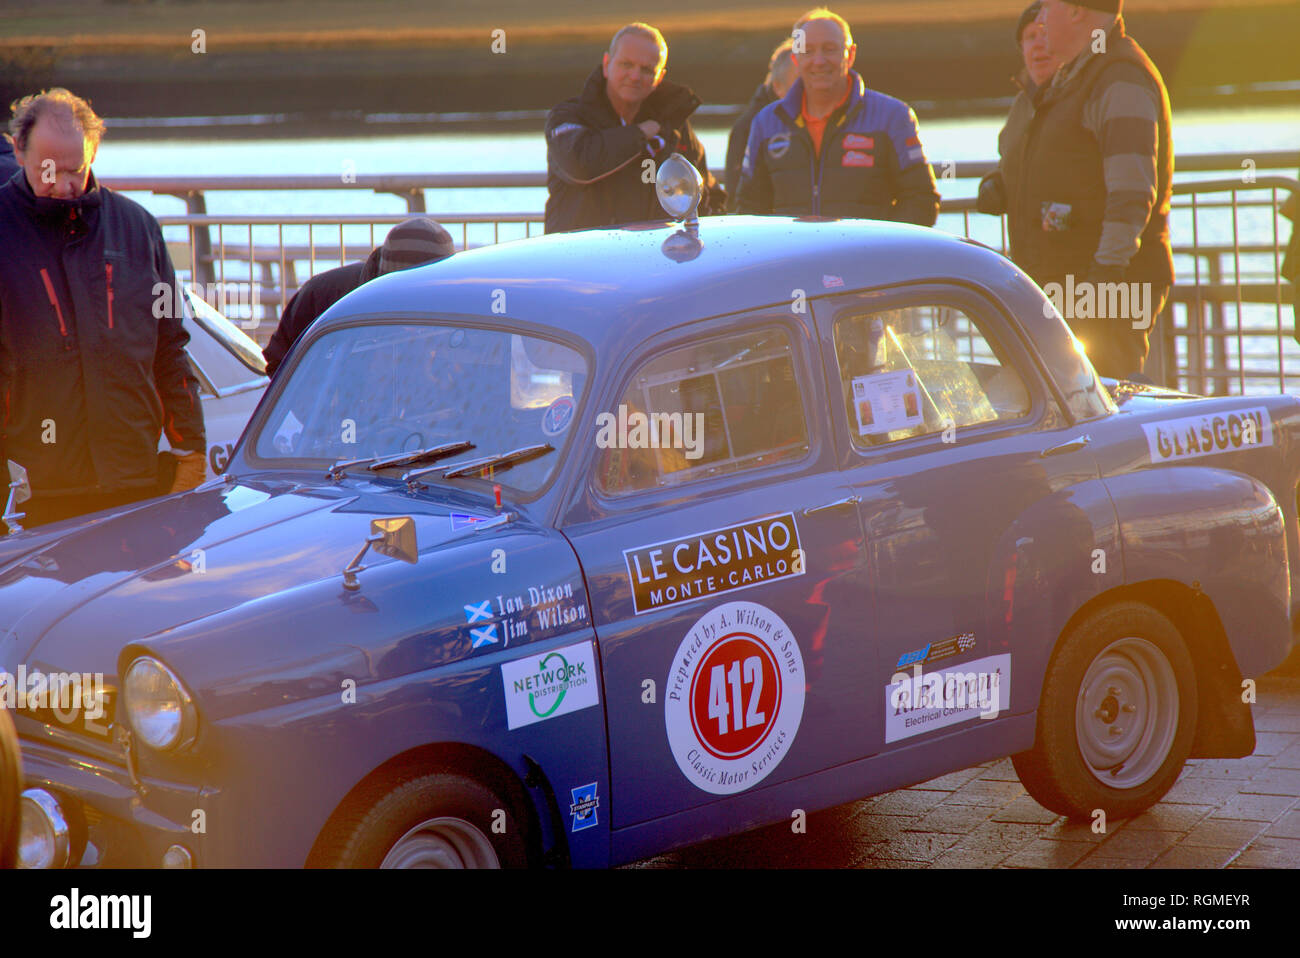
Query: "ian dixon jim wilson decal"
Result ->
[[665, 601, 805, 795]]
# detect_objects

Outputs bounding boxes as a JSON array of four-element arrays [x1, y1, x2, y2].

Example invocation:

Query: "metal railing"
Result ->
[[102, 150, 1300, 395]]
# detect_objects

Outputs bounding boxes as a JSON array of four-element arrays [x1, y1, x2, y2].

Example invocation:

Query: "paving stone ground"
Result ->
[[627, 669, 1300, 869]]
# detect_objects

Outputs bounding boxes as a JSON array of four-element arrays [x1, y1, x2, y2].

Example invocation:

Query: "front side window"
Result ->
[[251, 322, 587, 493], [833, 303, 1030, 447], [596, 327, 809, 495]]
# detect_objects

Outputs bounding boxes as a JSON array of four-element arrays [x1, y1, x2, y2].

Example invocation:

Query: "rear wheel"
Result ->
[[1012, 602, 1197, 820], [319, 771, 528, 869]]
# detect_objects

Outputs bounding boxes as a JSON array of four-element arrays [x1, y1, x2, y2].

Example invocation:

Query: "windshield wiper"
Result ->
[[326, 456, 377, 480], [368, 441, 474, 472], [442, 443, 554, 479], [401, 443, 553, 489]]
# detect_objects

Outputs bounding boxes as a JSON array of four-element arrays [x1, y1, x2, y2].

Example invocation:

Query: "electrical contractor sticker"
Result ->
[[1141, 407, 1271, 463], [886, 653, 1010, 743], [665, 601, 805, 795], [501, 640, 599, 730]]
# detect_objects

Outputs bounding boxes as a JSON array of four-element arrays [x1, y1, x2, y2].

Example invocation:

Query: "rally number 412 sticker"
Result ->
[[665, 601, 804, 795]]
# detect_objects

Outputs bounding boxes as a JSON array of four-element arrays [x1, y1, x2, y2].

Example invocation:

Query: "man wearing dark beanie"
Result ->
[[1006, 0, 1173, 381], [262, 217, 455, 378]]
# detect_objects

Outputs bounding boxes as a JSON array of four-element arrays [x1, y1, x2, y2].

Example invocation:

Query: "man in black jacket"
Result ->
[[725, 39, 796, 212], [544, 22, 724, 233], [262, 217, 455, 378], [1, 89, 206, 531]]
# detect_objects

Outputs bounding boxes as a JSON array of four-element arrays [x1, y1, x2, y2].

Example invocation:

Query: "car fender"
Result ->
[[1102, 465, 1291, 677]]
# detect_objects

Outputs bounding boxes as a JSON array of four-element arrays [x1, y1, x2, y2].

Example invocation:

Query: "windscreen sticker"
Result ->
[[541, 395, 575, 437], [501, 640, 599, 730], [852, 370, 924, 436], [886, 653, 1010, 743], [623, 513, 803, 615], [1142, 408, 1271, 463], [665, 601, 804, 795]]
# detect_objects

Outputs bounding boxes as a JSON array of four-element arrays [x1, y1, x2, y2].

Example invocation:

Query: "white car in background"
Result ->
[[180, 287, 270, 475], [5, 290, 268, 525]]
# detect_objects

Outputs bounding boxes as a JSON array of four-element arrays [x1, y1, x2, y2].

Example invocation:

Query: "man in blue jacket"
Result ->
[[737, 8, 940, 226], [1, 89, 206, 531]]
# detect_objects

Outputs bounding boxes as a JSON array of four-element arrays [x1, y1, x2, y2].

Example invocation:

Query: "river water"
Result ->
[[92, 103, 1299, 220], [92, 103, 1300, 393]]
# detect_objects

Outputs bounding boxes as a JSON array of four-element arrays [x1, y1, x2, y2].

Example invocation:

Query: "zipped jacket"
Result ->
[[544, 65, 723, 233], [736, 71, 940, 225], [0, 171, 205, 498]]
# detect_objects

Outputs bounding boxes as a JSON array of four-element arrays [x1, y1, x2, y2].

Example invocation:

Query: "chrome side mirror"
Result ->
[[4, 461, 30, 534], [342, 516, 418, 590]]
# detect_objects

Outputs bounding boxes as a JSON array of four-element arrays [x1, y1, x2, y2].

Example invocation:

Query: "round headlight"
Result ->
[[124, 657, 198, 751], [18, 789, 69, 869]]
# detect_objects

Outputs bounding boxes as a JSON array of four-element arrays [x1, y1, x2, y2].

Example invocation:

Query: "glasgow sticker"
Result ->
[[665, 601, 805, 795], [1141, 407, 1271, 463]]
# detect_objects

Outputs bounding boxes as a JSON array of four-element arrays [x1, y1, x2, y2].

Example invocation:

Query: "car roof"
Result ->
[[317, 215, 1026, 354]]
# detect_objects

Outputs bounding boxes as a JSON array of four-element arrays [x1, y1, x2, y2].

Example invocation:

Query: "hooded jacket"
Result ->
[[736, 71, 940, 226], [0, 170, 205, 499], [544, 65, 723, 233], [263, 247, 382, 378]]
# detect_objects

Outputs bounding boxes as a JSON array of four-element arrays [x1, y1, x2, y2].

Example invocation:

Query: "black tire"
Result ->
[[1012, 601, 1197, 820], [317, 771, 529, 869], [0, 707, 21, 869]]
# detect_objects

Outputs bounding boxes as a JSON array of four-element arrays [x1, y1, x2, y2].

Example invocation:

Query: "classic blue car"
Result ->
[[2, 160, 1297, 868]]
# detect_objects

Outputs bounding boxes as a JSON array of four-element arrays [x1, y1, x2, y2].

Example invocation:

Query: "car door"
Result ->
[[814, 284, 1114, 753], [560, 313, 875, 829]]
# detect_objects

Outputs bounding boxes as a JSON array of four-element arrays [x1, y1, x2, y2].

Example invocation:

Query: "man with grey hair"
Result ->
[[0, 88, 207, 530], [1008, 0, 1173, 380], [544, 22, 723, 233], [737, 7, 939, 225], [725, 39, 797, 212]]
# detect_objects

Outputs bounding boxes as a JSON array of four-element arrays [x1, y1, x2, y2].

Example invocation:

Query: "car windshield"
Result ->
[[251, 322, 588, 492]]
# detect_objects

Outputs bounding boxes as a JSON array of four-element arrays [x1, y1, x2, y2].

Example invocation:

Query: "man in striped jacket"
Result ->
[[1007, 0, 1173, 381]]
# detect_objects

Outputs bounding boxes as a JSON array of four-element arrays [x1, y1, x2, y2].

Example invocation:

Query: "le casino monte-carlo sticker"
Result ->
[[623, 513, 804, 615], [665, 600, 805, 795]]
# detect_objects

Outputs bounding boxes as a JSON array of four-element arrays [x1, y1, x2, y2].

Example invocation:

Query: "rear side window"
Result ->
[[596, 327, 809, 494], [833, 303, 1030, 447]]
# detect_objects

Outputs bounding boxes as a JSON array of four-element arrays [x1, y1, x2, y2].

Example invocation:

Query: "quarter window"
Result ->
[[833, 303, 1030, 447], [596, 327, 809, 494]]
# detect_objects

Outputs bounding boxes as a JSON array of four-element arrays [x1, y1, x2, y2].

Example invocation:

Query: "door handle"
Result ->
[[802, 495, 861, 517], [1041, 434, 1092, 457]]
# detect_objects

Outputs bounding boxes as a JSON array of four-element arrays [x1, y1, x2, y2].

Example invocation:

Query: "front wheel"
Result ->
[[319, 771, 529, 869], [1012, 602, 1197, 820]]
